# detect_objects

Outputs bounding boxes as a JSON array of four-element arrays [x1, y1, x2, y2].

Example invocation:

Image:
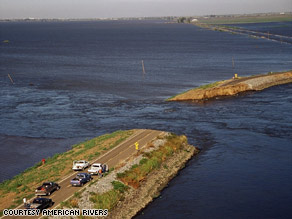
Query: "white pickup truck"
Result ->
[[72, 160, 89, 171], [88, 163, 108, 175]]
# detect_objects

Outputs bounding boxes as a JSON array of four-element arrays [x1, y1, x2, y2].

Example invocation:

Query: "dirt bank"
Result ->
[[168, 71, 292, 101]]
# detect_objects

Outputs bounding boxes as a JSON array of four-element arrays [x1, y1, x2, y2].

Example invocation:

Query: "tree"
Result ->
[[177, 17, 186, 23]]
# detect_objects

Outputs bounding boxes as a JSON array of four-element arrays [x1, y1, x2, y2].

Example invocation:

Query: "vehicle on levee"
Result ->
[[35, 182, 60, 196], [25, 197, 53, 210], [70, 173, 92, 186], [72, 160, 89, 170], [88, 163, 109, 175]]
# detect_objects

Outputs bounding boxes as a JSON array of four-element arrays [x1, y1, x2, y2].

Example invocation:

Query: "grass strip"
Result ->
[[89, 181, 129, 211]]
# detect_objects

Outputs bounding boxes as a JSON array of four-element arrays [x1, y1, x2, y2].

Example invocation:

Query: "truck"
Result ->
[[72, 160, 89, 170], [35, 182, 60, 196], [25, 197, 53, 210], [88, 163, 109, 175], [70, 173, 92, 187]]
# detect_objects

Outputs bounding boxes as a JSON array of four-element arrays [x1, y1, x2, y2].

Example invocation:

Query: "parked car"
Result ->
[[70, 173, 92, 187], [25, 197, 53, 210], [35, 182, 60, 196], [72, 160, 90, 170], [88, 163, 108, 175]]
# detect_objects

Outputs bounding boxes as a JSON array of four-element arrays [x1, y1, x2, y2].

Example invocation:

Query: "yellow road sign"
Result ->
[[135, 142, 139, 150]]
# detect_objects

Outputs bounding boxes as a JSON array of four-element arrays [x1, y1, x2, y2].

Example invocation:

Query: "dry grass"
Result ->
[[117, 134, 187, 188]]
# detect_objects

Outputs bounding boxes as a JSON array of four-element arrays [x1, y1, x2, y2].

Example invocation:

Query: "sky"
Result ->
[[0, 0, 291, 19]]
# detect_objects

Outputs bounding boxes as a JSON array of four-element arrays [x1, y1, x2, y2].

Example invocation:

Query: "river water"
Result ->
[[1, 20, 292, 218]]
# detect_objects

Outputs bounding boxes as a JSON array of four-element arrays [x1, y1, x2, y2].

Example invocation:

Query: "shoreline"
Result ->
[[167, 70, 292, 102]]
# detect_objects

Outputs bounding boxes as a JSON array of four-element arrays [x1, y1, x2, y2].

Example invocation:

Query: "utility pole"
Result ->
[[8, 74, 14, 84], [142, 60, 146, 78]]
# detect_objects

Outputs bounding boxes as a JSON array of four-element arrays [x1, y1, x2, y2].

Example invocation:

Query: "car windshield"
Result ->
[[93, 164, 100, 167], [76, 161, 84, 164], [33, 199, 42, 204], [43, 182, 51, 186]]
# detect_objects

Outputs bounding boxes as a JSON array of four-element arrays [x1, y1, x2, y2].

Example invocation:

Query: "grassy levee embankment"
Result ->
[[86, 133, 199, 218], [0, 130, 134, 215], [167, 70, 292, 102], [56, 133, 199, 219], [116, 134, 191, 188], [166, 80, 225, 101]]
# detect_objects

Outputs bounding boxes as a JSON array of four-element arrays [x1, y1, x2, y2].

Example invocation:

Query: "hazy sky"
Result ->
[[0, 0, 291, 19]]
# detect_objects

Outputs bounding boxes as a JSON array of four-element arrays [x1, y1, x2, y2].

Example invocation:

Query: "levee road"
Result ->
[[2, 129, 163, 219]]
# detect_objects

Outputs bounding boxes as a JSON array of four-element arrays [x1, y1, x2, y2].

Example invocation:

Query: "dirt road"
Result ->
[[2, 129, 163, 219]]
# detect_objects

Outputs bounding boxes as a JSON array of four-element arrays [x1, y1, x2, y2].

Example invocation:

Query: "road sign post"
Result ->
[[135, 142, 139, 150]]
